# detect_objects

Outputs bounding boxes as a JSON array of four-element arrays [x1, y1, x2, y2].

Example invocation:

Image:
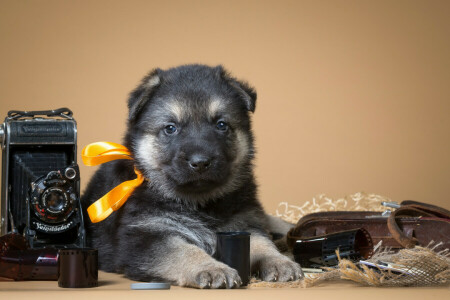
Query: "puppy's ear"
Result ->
[[128, 68, 162, 122], [229, 79, 257, 113], [215, 65, 257, 113]]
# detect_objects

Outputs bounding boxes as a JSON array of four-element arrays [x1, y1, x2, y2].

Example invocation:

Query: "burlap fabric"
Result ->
[[249, 192, 450, 288]]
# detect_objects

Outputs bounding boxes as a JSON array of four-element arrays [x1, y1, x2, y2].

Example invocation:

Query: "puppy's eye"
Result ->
[[216, 121, 228, 131], [164, 124, 177, 135]]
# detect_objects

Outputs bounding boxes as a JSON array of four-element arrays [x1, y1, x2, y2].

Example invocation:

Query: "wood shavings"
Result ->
[[274, 192, 392, 224]]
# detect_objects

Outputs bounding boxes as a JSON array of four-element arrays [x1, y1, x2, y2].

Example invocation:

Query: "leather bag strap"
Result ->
[[387, 201, 450, 248]]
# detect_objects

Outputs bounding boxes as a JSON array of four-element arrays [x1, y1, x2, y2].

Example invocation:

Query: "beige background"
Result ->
[[1, 0, 449, 214]]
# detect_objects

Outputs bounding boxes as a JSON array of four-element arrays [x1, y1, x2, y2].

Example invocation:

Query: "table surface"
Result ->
[[1, 271, 449, 300]]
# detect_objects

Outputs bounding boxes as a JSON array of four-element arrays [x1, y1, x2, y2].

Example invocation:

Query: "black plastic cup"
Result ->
[[215, 232, 251, 286], [58, 248, 98, 288], [293, 228, 373, 268]]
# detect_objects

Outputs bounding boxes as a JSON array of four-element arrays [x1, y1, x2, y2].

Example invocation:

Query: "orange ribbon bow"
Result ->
[[82, 142, 145, 223]]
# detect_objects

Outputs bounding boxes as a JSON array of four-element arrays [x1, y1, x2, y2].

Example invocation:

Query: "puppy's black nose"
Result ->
[[188, 154, 211, 172]]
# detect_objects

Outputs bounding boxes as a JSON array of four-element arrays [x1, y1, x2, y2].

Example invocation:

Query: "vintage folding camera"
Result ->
[[0, 108, 85, 248]]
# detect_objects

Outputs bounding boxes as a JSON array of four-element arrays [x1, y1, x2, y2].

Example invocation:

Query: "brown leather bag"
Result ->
[[287, 200, 450, 251]]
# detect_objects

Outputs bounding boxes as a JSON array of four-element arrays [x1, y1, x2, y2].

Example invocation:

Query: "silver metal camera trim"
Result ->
[[0, 121, 11, 234], [0, 124, 5, 148], [64, 167, 77, 180]]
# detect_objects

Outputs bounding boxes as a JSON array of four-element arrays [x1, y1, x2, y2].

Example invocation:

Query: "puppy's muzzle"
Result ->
[[187, 154, 212, 173]]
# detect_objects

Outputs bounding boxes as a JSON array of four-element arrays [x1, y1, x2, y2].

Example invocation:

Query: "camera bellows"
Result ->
[[11, 152, 67, 228]]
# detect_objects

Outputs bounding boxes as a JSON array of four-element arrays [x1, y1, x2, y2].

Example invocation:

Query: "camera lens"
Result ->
[[42, 188, 68, 214], [64, 167, 77, 180]]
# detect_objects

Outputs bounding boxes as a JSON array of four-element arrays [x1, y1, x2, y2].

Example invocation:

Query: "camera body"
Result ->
[[0, 108, 85, 248]]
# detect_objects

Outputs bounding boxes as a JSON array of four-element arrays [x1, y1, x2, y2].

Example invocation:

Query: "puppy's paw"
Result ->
[[193, 264, 242, 289], [258, 255, 303, 282]]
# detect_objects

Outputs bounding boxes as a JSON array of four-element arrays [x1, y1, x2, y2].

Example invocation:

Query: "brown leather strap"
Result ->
[[400, 200, 450, 218], [286, 228, 296, 248], [387, 205, 440, 248]]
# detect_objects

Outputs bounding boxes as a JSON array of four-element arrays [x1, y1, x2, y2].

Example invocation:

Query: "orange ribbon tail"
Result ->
[[82, 142, 145, 223]]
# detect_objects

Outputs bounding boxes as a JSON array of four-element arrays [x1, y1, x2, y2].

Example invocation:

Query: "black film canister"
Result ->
[[215, 232, 250, 286], [58, 248, 98, 288], [293, 228, 373, 268]]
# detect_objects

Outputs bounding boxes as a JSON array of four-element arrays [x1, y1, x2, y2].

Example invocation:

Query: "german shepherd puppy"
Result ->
[[82, 64, 302, 288]]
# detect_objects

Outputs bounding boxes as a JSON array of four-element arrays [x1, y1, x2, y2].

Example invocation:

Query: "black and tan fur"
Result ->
[[82, 64, 302, 288]]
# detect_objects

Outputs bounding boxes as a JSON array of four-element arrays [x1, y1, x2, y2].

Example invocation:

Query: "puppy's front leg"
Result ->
[[153, 236, 242, 289], [250, 233, 303, 282]]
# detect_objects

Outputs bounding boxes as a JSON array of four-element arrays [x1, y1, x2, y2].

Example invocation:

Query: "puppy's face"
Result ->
[[125, 65, 257, 204]]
